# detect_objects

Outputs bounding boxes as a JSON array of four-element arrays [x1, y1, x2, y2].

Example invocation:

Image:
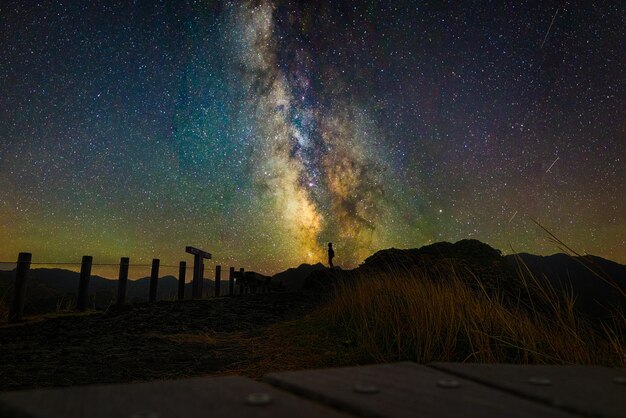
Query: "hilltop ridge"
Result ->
[[302, 239, 626, 318]]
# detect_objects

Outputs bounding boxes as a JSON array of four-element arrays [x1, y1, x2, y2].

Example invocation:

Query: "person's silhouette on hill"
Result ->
[[328, 242, 335, 268]]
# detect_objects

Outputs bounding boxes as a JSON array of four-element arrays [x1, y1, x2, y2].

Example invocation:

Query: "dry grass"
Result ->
[[210, 315, 358, 378], [141, 315, 358, 379], [55, 295, 76, 312], [0, 296, 7, 322], [156, 332, 219, 346], [323, 262, 625, 367]]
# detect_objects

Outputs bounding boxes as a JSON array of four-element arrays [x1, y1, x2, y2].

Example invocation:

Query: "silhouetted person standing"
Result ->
[[328, 242, 335, 268]]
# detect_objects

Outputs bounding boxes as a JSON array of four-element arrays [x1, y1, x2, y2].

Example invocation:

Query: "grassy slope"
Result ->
[[1, 257, 623, 391], [0, 293, 357, 390], [321, 266, 624, 367]]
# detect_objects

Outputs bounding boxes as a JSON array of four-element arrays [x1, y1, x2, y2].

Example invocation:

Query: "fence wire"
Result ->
[[0, 261, 210, 269]]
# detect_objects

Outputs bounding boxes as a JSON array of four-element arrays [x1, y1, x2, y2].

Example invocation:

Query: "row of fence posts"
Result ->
[[6, 252, 270, 323]]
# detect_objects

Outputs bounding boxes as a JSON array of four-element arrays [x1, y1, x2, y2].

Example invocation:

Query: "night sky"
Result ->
[[1, 1, 624, 276]]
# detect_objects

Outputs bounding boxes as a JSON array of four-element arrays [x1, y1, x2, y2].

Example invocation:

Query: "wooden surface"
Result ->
[[431, 362, 626, 418], [229, 266, 235, 296], [75, 255, 92, 312], [8, 252, 31, 323], [148, 258, 159, 303], [215, 265, 222, 297], [177, 261, 186, 301], [116, 257, 129, 305], [2, 362, 624, 418], [266, 362, 577, 418], [0, 376, 350, 418]]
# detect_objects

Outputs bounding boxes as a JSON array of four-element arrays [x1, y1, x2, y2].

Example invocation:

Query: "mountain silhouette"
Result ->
[[305, 240, 518, 296], [505, 253, 626, 317], [303, 240, 625, 320], [272, 262, 326, 289], [0, 268, 217, 314]]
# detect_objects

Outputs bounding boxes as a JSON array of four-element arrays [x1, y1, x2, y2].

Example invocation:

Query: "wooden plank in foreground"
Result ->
[[0, 376, 351, 418], [431, 363, 626, 418], [265, 362, 576, 418]]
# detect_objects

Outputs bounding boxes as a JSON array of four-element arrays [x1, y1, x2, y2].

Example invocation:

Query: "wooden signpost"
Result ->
[[185, 246, 212, 299]]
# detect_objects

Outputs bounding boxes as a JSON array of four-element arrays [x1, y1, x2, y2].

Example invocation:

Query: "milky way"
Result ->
[[232, 2, 388, 264], [0, 1, 624, 276]]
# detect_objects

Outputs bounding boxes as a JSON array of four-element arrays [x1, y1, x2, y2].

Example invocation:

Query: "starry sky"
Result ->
[[1, 0, 625, 277]]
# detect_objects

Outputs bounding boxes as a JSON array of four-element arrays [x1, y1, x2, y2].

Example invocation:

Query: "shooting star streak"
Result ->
[[540, 7, 560, 49], [508, 210, 518, 223], [546, 156, 560, 173]]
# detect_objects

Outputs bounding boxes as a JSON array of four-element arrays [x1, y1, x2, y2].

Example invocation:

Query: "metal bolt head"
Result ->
[[528, 377, 552, 386], [246, 392, 272, 406], [129, 412, 160, 418], [437, 379, 460, 389], [353, 383, 379, 394], [612, 376, 626, 385]]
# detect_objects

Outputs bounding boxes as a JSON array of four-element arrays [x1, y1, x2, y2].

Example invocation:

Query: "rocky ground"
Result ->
[[0, 292, 351, 391]]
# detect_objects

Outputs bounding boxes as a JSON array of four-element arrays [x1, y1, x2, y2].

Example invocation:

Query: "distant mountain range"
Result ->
[[504, 252, 625, 316], [0, 269, 216, 314]]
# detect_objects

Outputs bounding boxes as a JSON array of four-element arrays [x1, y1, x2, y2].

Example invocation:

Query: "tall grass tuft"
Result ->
[[324, 261, 624, 367], [55, 295, 76, 312]]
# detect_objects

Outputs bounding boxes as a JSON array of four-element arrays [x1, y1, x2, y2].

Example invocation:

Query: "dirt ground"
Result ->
[[0, 292, 354, 391]]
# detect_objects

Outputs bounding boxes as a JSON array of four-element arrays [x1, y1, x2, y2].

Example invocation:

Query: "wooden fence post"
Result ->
[[149, 258, 160, 302], [199, 262, 205, 298], [116, 257, 130, 305], [76, 255, 93, 312], [214, 265, 221, 297], [229, 267, 235, 296], [191, 257, 199, 299], [178, 261, 186, 301], [8, 252, 32, 323]]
